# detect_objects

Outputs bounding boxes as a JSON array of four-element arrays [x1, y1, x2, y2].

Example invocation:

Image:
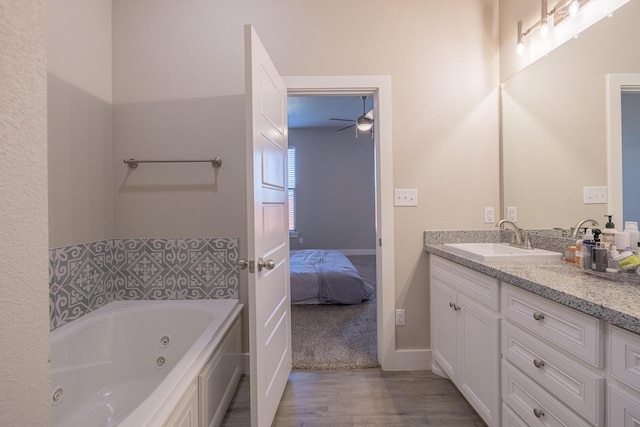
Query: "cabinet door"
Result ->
[[431, 278, 459, 381], [609, 384, 640, 426], [458, 294, 500, 427]]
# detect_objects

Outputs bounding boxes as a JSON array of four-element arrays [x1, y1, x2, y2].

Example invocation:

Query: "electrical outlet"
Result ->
[[507, 207, 518, 222], [298, 237, 303, 244], [484, 207, 495, 224], [394, 189, 418, 206], [395, 309, 406, 326]]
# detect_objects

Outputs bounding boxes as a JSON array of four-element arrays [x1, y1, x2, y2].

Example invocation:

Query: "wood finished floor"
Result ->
[[221, 369, 486, 426]]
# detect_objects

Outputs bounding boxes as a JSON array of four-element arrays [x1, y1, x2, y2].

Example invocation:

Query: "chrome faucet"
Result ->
[[571, 218, 599, 239], [496, 220, 523, 245]]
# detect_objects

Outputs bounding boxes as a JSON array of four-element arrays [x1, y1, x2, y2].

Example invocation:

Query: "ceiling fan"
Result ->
[[329, 96, 374, 136]]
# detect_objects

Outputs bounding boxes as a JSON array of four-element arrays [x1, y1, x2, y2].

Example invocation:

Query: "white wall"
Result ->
[[47, 0, 113, 247], [112, 0, 500, 351], [0, 1, 50, 424], [289, 127, 376, 252]]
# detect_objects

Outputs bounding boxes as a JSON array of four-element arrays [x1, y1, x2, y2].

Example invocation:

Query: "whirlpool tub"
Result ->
[[50, 299, 243, 427]]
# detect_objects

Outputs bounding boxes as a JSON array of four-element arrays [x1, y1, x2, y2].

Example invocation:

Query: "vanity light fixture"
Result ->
[[553, 0, 590, 25], [540, 0, 550, 37], [517, 20, 525, 56], [516, 0, 591, 55]]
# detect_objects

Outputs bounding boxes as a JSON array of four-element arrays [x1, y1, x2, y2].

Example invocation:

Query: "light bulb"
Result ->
[[517, 42, 525, 56], [569, 0, 580, 17], [540, 22, 549, 37], [356, 117, 373, 131]]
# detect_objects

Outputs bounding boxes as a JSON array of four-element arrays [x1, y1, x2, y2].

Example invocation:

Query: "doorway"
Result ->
[[288, 95, 378, 368], [284, 75, 395, 370]]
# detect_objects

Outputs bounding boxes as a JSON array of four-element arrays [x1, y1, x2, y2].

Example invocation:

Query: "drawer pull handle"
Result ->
[[533, 359, 545, 368], [448, 302, 461, 311], [533, 312, 545, 321], [533, 408, 545, 418]]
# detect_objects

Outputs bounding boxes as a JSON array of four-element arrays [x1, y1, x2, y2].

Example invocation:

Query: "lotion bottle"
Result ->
[[601, 215, 617, 248]]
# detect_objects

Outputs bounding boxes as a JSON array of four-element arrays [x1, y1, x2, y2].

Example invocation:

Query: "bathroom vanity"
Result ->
[[425, 235, 640, 427]]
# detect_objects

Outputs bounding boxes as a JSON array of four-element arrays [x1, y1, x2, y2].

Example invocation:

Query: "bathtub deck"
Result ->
[[221, 369, 486, 426]]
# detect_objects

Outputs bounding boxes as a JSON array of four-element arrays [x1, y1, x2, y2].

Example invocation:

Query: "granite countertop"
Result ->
[[424, 231, 640, 335]]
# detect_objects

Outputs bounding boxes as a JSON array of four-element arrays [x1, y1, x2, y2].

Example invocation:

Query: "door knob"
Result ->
[[238, 259, 249, 270], [257, 258, 275, 272]]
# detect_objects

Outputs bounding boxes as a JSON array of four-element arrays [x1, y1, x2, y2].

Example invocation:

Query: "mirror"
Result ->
[[501, 0, 640, 232]]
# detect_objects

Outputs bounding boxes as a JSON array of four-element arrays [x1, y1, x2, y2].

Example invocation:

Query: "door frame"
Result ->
[[283, 75, 396, 370], [606, 73, 640, 224]]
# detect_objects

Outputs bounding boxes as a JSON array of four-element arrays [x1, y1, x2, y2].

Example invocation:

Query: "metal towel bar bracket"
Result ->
[[124, 157, 222, 169]]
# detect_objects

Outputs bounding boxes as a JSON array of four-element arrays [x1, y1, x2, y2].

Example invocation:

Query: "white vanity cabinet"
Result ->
[[501, 283, 605, 426], [429, 248, 640, 426], [430, 256, 501, 427], [609, 325, 640, 426]]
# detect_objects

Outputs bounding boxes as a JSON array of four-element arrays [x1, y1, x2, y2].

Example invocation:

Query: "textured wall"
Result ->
[[0, 0, 51, 424]]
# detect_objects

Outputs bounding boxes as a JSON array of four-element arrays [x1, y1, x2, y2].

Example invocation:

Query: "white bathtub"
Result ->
[[50, 299, 243, 427]]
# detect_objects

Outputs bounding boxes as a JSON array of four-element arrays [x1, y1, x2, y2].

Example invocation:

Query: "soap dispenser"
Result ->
[[601, 215, 617, 248]]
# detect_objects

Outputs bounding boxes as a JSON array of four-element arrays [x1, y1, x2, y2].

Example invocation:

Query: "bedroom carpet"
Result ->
[[290, 255, 379, 370]]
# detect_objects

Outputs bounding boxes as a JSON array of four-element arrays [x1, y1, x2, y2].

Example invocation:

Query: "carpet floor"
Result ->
[[290, 255, 379, 370]]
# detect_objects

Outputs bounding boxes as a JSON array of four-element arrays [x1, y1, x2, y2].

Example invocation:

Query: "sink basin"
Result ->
[[443, 243, 563, 262]]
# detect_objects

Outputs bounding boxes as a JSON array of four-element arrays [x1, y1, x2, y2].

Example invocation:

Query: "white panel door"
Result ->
[[244, 25, 292, 427]]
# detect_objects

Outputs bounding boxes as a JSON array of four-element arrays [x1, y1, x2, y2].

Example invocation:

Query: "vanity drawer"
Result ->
[[502, 360, 590, 427], [611, 325, 640, 392], [430, 256, 499, 311], [501, 283, 603, 368], [502, 321, 604, 426]]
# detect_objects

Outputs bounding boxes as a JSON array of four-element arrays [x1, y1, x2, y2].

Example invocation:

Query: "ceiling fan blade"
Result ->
[[364, 109, 374, 120], [335, 124, 356, 132], [329, 118, 355, 122]]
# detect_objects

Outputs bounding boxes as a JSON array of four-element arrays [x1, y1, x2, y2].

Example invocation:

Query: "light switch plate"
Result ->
[[394, 189, 418, 206], [583, 186, 607, 204]]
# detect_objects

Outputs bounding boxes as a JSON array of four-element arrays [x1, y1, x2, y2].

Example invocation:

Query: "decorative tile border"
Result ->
[[49, 238, 239, 330]]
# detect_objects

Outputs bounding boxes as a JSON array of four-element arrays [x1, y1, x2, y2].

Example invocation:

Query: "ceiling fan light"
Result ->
[[356, 117, 373, 131]]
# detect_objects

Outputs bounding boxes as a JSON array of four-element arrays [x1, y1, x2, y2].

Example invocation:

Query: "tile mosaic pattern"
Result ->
[[49, 240, 117, 330], [50, 238, 239, 330]]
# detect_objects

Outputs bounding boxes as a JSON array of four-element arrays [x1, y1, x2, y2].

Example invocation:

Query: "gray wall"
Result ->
[[622, 92, 640, 224], [289, 128, 376, 252]]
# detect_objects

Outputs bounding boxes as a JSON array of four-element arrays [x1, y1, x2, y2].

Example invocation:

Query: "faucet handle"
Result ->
[[523, 232, 534, 250]]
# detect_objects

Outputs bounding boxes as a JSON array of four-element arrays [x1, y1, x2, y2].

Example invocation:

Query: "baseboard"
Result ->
[[241, 353, 250, 374], [382, 349, 432, 371], [431, 359, 448, 378], [339, 249, 376, 256]]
